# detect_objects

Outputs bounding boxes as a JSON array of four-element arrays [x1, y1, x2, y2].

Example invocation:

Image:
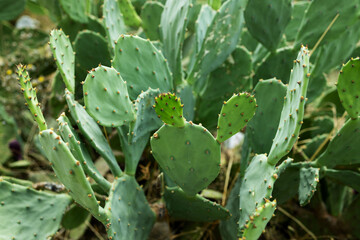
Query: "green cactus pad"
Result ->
[[112, 35, 173, 99], [188, 0, 247, 92], [163, 186, 231, 222], [197, 46, 252, 128], [105, 175, 155, 239], [49, 29, 75, 93], [65, 89, 122, 176], [247, 78, 287, 154], [150, 122, 221, 196], [268, 46, 310, 165], [337, 58, 360, 118], [195, 5, 216, 53], [244, 0, 292, 51], [295, 0, 360, 49], [57, 114, 111, 192], [103, 0, 126, 51], [154, 92, 186, 127], [284, 1, 309, 42], [74, 30, 111, 73], [83, 65, 135, 127], [160, 0, 190, 84], [219, 176, 242, 240], [240, 200, 277, 240], [238, 154, 292, 234], [216, 93, 256, 143], [253, 47, 298, 86], [177, 83, 196, 122], [0, 179, 71, 239], [131, 88, 162, 142], [315, 118, 360, 168], [118, 0, 142, 27], [325, 169, 360, 192], [17, 65, 47, 131], [299, 167, 319, 206], [39, 130, 106, 222], [59, 0, 88, 23], [141, 1, 164, 40]]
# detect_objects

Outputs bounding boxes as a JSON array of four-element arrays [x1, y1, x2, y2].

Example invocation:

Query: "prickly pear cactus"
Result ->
[[103, 0, 126, 51], [151, 121, 220, 196], [0, 179, 71, 240], [57, 114, 111, 192], [337, 57, 360, 119], [189, 0, 247, 92], [118, 0, 142, 27], [238, 155, 292, 236], [83, 65, 135, 127], [17, 65, 47, 131], [39, 129, 107, 222], [131, 88, 163, 142], [247, 78, 287, 154], [244, 0, 292, 51], [160, 0, 190, 85], [112, 35, 173, 99], [164, 186, 231, 222], [240, 200, 277, 240], [59, 0, 88, 23], [298, 167, 320, 206], [65, 89, 122, 177], [104, 175, 155, 239], [49, 29, 75, 93], [154, 92, 186, 127], [216, 93, 256, 143], [268, 46, 310, 165], [141, 1, 164, 40]]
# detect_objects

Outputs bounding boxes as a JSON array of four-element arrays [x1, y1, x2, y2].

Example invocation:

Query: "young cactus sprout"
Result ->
[[17, 64, 47, 131], [153, 92, 186, 127]]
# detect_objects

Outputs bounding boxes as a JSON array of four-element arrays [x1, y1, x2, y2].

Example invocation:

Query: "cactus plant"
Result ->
[[247, 78, 287, 154], [298, 167, 320, 206], [49, 29, 75, 93], [103, 0, 126, 51], [244, 0, 292, 51], [0, 179, 71, 239], [8, 1, 360, 239], [59, 0, 88, 23], [151, 121, 221, 196], [337, 57, 360, 119], [160, 0, 190, 85], [83, 65, 135, 127], [112, 35, 173, 99], [141, 1, 164, 40], [163, 186, 231, 221]]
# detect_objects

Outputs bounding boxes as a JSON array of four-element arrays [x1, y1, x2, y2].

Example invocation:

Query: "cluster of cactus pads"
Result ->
[[2, 0, 360, 239]]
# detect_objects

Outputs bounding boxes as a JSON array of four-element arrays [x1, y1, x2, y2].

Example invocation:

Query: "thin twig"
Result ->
[[86, 222, 105, 240], [310, 13, 339, 56], [309, 112, 346, 162], [103, 126, 111, 146], [278, 206, 317, 240]]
